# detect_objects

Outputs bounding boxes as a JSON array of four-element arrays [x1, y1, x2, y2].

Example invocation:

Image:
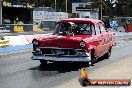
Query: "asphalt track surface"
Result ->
[[0, 35, 132, 88]]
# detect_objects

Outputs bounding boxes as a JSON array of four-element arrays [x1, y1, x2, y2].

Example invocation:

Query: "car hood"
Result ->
[[37, 34, 92, 48]]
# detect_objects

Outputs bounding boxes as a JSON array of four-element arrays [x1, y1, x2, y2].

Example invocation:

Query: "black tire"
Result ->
[[90, 49, 96, 65], [40, 60, 47, 66], [104, 47, 112, 59]]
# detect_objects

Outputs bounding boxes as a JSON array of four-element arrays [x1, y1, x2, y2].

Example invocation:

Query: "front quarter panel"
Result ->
[[84, 35, 99, 54]]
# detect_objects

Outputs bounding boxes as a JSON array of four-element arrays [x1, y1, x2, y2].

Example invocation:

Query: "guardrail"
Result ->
[[0, 40, 10, 48]]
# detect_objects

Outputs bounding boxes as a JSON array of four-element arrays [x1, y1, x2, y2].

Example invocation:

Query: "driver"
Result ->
[[63, 22, 76, 36], [68, 22, 80, 35]]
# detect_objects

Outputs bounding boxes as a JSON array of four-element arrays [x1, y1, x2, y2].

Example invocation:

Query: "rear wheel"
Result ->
[[40, 60, 47, 66]]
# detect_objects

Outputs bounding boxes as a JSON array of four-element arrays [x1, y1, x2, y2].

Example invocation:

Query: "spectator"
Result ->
[[105, 18, 111, 29], [102, 18, 111, 31], [110, 21, 118, 31], [124, 19, 131, 32]]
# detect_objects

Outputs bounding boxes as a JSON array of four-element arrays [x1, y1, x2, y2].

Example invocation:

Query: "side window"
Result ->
[[95, 24, 101, 35], [99, 23, 106, 33], [83, 24, 95, 35], [85, 25, 91, 34], [91, 25, 96, 35]]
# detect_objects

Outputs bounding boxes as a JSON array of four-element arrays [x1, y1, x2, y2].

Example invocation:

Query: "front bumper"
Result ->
[[31, 47, 91, 62], [31, 55, 91, 62]]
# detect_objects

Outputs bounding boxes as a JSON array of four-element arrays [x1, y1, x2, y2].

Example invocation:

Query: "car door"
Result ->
[[94, 23, 104, 57], [99, 23, 110, 55]]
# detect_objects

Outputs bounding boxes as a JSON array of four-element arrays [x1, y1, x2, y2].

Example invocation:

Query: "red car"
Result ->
[[31, 18, 115, 65]]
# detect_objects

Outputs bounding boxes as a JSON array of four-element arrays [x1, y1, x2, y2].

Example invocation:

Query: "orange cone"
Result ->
[[81, 68, 88, 78]]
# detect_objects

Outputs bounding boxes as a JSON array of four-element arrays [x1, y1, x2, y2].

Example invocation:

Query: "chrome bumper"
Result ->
[[31, 55, 91, 62]]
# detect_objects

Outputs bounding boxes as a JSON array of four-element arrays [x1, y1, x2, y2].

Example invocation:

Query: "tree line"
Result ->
[[92, 0, 132, 17], [30, 0, 132, 17]]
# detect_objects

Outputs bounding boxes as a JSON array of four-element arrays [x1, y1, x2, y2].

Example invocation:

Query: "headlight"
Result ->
[[32, 39, 38, 45], [80, 41, 86, 48]]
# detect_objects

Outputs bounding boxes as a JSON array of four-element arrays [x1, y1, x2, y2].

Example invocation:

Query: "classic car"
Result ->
[[31, 18, 115, 65]]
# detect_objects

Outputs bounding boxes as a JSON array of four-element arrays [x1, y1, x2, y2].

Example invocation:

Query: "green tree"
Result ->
[[92, 0, 111, 16], [30, 0, 132, 16]]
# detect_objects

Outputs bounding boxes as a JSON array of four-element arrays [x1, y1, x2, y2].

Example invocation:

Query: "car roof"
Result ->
[[58, 18, 103, 25]]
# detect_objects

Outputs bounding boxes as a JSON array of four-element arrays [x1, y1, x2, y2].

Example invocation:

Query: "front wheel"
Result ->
[[89, 50, 96, 65]]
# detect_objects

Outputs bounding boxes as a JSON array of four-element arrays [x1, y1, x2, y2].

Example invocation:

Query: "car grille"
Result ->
[[39, 47, 87, 57]]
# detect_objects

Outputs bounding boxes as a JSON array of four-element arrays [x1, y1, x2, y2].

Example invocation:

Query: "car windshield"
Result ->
[[54, 22, 94, 35]]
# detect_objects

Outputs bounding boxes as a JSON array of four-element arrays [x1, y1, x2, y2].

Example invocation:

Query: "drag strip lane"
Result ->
[[0, 36, 132, 88]]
